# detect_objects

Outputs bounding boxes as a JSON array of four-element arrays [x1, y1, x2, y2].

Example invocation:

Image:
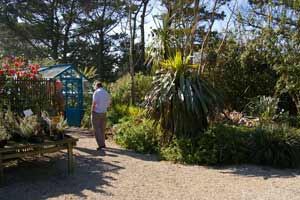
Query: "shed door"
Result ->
[[62, 78, 83, 126]]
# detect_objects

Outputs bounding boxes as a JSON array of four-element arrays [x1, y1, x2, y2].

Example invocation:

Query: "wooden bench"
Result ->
[[0, 135, 78, 184]]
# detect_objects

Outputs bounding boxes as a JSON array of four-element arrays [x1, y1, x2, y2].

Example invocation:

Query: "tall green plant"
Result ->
[[145, 51, 222, 140]]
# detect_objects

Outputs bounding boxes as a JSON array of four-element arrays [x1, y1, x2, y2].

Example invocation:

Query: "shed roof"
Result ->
[[39, 64, 88, 80]]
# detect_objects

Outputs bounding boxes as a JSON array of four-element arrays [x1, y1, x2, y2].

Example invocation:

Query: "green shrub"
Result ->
[[114, 117, 159, 154], [244, 96, 279, 121], [250, 124, 300, 168], [159, 135, 219, 165], [285, 116, 300, 128], [109, 73, 152, 105], [159, 123, 300, 168], [107, 104, 145, 127], [160, 124, 252, 165], [80, 72, 151, 129], [81, 93, 92, 128], [107, 104, 131, 126], [275, 115, 300, 128]]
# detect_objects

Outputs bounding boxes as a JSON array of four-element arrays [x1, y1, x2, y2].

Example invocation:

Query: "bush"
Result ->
[[159, 123, 300, 168], [81, 72, 151, 129], [160, 124, 252, 165], [107, 104, 129, 126], [250, 124, 300, 168], [244, 96, 279, 121], [109, 73, 152, 105], [81, 93, 93, 128], [114, 117, 159, 154]]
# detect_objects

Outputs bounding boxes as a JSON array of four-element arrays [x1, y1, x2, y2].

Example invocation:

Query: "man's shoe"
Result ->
[[97, 146, 106, 150]]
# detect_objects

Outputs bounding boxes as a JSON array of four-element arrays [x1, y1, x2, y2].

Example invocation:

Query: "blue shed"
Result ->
[[39, 64, 88, 127]]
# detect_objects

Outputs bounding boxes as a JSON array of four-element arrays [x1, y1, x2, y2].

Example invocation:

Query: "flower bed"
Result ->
[[0, 56, 41, 79], [0, 56, 66, 146]]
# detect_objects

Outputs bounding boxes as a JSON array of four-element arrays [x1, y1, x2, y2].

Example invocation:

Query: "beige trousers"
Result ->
[[91, 112, 106, 147]]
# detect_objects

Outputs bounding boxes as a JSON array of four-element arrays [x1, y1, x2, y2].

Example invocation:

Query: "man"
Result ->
[[91, 81, 110, 150]]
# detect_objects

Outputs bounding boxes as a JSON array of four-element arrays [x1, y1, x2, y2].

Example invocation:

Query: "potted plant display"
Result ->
[[51, 116, 67, 141], [0, 124, 11, 148], [19, 115, 45, 143]]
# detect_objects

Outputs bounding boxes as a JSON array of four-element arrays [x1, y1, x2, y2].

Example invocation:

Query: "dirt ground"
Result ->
[[1, 128, 300, 200]]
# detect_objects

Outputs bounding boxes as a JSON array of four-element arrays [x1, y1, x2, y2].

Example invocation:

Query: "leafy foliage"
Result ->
[[79, 66, 98, 80], [244, 96, 279, 121], [275, 62, 300, 113], [115, 117, 159, 154], [0, 113, 11, 141], [250, 124, 300, 168], [19, 115, 40, 138], [109, 73, 152, 105], [159, 124, 300, 168], [160, 124, 252, 165], [206, 37, 278, 110], [145, 51, 221, 139], [0, 1, 127, 81]]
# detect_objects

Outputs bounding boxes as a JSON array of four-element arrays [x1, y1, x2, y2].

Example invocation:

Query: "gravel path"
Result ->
[[1, 129, 300, 200]]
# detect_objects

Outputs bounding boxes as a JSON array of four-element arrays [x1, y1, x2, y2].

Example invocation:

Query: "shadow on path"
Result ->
[[0, 151, 124, 200], [75, 146, 158, 162], [207, 165, 300, 179]]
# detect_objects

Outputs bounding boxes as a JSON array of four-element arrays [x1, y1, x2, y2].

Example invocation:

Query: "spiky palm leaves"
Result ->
[[145, 52, 221, 140]]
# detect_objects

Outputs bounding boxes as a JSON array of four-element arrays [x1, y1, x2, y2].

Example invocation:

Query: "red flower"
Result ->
[[30, 73, 35, 79], [32, 69, 37, 74], [35, 64, 40, 69], [22, 71, 27, 76], [30, 66, 36, 71], [5, 63, 9, 68], [0, 70, 4, 76], [16, 71, 22, 77], [9, 69, 16, 75], [14, 62, 20, 67]]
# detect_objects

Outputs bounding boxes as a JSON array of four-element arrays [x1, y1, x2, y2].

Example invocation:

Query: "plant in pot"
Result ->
[[19, 115, 44, 143], [0, 123, 11, 148], [4, 110, 23, 142], [51, 115, 68, 141]]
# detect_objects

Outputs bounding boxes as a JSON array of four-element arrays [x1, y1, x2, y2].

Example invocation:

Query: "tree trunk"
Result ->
[[129, 1, 135, 105], [140, 0, 149, 72], [98, 0, 107, 80]]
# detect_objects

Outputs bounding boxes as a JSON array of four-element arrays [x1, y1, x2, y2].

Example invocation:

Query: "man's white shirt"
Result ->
[[93, 88, 110, 113]]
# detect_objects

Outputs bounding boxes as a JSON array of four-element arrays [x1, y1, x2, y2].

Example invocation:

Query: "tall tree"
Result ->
[[151, 0, 229, 62], [139, 0, 150, 72], [0, 0, 126, 81]]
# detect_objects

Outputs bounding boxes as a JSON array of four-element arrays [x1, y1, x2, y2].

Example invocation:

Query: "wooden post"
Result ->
[[67, 142, 74, 174]]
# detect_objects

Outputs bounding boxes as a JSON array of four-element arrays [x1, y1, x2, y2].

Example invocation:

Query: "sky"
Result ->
[[142, 0, 250, 44]]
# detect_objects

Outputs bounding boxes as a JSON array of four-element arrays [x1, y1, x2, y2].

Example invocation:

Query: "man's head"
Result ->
[[94, 81, 103, 90]]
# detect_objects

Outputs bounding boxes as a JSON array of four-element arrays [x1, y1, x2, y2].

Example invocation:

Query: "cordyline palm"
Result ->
[[145, 51, 221, 141]]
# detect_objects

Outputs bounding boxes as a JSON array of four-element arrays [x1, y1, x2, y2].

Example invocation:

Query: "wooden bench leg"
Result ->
[[67, 143, 74, 174]]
